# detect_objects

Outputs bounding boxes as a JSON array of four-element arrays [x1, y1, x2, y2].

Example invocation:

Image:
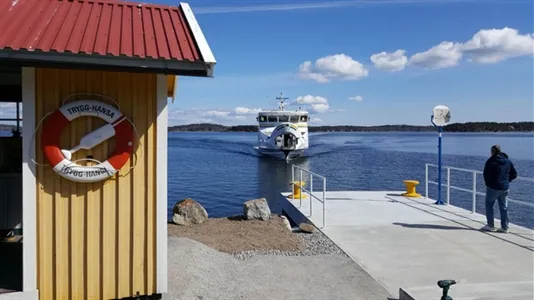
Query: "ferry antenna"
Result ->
[[276, 92, 289, 111]]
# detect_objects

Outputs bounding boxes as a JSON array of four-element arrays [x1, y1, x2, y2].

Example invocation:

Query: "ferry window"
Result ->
[[259, 116, 266, 122], [268, 116, 277, 122], [300, 115, 308, 122], [290, 115, 299, 122], [278, 115, 289, 122]]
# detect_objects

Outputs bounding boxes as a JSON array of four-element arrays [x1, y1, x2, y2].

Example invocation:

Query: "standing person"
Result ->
[[482, 145, 517, 233]]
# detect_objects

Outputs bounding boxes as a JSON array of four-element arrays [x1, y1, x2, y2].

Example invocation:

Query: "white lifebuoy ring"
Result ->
[[41, 100, 133, 183]]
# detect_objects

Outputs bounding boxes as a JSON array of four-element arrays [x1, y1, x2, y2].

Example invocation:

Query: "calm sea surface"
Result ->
[[2, 130, 532, 228], [167, 132, 534, 228]]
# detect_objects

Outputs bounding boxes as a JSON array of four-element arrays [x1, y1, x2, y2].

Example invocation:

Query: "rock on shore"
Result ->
[[172, 198, 208, 226], [299, 223, 315, 233], [243, 198, 271, 221]]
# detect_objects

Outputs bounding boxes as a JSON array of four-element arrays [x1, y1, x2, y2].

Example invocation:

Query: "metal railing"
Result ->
[[425, 163, 534, 213], [291, 164, 327, 228]]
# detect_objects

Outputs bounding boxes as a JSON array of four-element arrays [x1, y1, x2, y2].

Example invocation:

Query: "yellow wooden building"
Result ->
[[0, 1, 216, 299]]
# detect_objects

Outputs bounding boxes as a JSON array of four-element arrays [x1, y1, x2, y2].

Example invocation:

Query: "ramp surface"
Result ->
[[281, 191, 534, 299]]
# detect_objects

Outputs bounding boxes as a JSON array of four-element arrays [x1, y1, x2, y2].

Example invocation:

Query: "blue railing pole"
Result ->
[[436, 126, 444, 205], [431, 115, 445, 205]]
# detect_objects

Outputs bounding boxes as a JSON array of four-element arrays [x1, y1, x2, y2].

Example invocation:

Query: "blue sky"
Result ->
[[163, 0, 533, 126], [2, 0, 531, 126]]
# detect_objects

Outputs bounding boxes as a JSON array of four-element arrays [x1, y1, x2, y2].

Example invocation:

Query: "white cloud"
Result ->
[[295, 95, 328, 105], [407, 27, 533, 70], [459, 27, 534, 64], [310, 103, 330, 113], [167, 107, 249, 125], [349, 96, 363, 102], [293, 95, 339, 113], [370, 49, 408, 72], [298, 54, 369, 83], [205, 110, 230, 118], [194, 0, 520, 14], [310, 117, 323, 123], [234, 107, 263, 115], [409, 41, 462, 69]]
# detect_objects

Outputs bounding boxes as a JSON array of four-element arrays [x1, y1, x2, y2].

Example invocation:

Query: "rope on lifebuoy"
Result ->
[[30, 94, 142, 183]]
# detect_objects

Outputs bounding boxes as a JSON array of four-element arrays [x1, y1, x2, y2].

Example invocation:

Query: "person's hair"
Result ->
[[491, 144, 501, 154]]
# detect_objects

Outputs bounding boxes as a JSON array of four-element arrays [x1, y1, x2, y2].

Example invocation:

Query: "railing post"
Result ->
[[425, 164, 428, 199], [309, 174, 313, 217], [322, 177, 326, 228], [299, 169, 303, 208], [291, 164, 294, 185], [446, 168, 450, 205], [471, 172, 477, 213]]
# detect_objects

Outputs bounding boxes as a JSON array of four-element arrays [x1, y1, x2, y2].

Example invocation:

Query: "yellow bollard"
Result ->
[[288, 181, 307, 199], [402, 180, 421, 198]]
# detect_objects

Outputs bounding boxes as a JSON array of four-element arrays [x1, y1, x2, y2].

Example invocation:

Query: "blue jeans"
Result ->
[[485, 187, 509, 230]]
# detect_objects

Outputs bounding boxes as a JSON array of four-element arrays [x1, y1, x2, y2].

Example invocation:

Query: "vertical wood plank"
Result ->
[[66, 71, 86, 300], [55, 69, 70, 300], [132, 73, 148, 295], [117, 72, 133, 299], [101, 71, 118, 300], [146, 74, 156, 294], [85, 70, 102, 300]]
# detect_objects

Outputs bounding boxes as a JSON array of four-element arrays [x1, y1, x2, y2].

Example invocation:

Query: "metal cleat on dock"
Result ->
[[437, 279, 457, 300]]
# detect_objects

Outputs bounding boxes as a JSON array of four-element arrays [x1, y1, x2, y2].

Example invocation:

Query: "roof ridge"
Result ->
[[55, 0, 183, 10]]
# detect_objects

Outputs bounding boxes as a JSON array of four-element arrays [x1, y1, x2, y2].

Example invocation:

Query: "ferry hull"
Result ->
[[255, 147, 305, 161]]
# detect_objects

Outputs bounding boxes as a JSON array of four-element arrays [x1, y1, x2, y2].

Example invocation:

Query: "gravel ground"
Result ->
[[168, 215, 347, 260], [165, 236, 392, 300], [168, 216, 303, 253], [166, 216, 390, 300], [232, 230, 347, 260]]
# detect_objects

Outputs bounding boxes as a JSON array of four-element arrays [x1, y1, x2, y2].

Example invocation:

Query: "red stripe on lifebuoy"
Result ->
[[42, 110, 70, 167], [106, 119, 134, 170]]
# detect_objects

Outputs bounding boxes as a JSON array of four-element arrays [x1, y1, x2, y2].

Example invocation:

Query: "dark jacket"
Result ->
[[483, 152, 517, 190]]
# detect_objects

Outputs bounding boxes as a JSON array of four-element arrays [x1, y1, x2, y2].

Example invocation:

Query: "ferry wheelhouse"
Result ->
[[254, 93, 310, 161]]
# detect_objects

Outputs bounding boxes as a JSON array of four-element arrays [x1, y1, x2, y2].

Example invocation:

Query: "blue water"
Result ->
[[168, 132, 534, 228], [2, 130, 533, 228]]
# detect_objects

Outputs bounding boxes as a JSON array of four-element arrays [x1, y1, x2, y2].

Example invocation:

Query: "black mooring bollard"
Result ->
[[437, 279, 457, 300]]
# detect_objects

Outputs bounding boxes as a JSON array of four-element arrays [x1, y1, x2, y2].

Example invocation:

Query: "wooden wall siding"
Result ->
[[35, 69, 157, 300]]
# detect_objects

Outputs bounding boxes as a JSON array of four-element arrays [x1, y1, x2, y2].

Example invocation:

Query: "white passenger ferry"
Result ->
[[254, 93, 309, 161]]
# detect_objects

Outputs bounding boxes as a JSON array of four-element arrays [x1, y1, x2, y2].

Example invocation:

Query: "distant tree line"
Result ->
[[441, 122, 533, 132], [168, 122, 534, 133], [2, 122, 532, 133]]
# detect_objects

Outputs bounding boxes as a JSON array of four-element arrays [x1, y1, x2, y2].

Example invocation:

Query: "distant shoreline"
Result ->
[[166, 122, 534, 133], [1, 122, 533, 133]]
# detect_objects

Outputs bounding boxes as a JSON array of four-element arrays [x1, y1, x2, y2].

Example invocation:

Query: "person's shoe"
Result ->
[[497, 228, 509, 233], [481, 225, 496, 232]]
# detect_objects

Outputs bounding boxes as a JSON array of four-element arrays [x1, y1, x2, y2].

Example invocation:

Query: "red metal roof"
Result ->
[[0, 0, 205, 62]]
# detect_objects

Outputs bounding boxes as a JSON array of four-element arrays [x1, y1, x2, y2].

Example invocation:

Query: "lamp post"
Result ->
[[431, 105, 451, 205]]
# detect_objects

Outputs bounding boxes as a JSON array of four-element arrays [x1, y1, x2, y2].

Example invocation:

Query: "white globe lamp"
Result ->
[[431, 105, 451, 205], [431, 105, 451, 127]]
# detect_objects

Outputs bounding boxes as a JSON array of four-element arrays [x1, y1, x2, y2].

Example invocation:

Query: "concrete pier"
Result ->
[[281, 191, 534, 300]]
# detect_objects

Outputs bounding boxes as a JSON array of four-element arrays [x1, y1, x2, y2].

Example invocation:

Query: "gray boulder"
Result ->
[[172, 198, 208, 226], [243, 198, 271, 220], [299, 223, 315, 233], [280, 215, 292, 231]]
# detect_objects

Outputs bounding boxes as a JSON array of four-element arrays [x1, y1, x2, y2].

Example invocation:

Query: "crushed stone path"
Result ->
[[165, 237, 391, 300]]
